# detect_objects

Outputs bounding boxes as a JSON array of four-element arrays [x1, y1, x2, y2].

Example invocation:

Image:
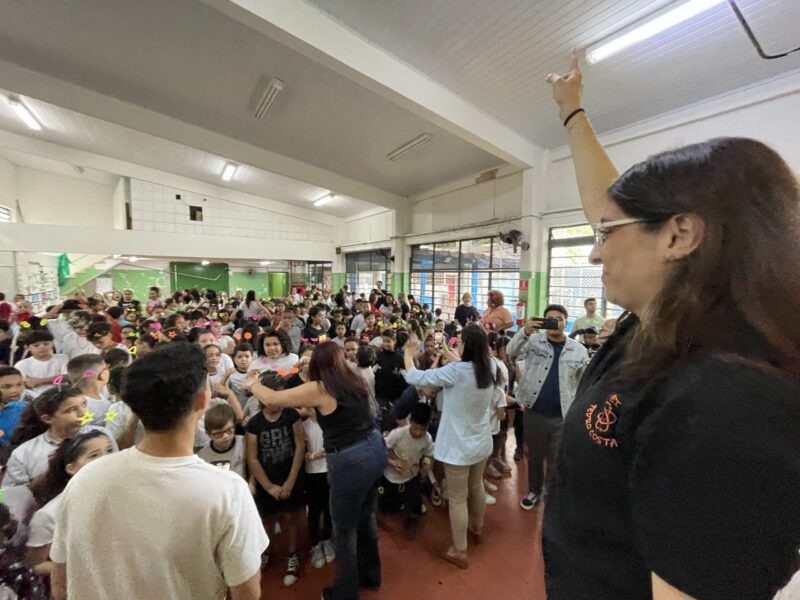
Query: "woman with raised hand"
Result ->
[[540, 54, 800, 600]]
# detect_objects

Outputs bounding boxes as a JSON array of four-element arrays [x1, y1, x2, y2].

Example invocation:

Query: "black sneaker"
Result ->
[[283, 554, 300, 587], [520, 492, 540, 511]]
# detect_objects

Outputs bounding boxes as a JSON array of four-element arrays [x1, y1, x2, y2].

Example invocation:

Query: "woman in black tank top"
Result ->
[[244, 341, 387, 600]]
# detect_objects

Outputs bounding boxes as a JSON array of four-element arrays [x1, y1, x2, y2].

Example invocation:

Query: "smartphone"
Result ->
[[532, 317, 560, 330], [433, 331, 444, 349]]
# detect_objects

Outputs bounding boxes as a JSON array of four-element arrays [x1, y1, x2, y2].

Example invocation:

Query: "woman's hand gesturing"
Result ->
[[546, 52, 583, 121]]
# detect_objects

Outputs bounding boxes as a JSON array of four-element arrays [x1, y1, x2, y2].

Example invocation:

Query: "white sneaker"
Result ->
[[310, 544, 326, 569], [283, 554, 300, 587], [484, 479, 498, 493], [322, 539, 336, 563], [485, 493, 497, 505]]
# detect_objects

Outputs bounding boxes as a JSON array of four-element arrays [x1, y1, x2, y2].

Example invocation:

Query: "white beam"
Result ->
[[200, 0, 543, 168], [0, 59, 400, 211]]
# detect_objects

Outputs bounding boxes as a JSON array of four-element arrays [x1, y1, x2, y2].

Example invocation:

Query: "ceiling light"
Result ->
[[6, 96, 43, 131], [253, 77, 285, 119], [128, 256, 139, 262], [387, 134, 433, 161], [586, 0, 725, 64], [112, 254, 121, 259], [260, 260, 273, 266], [201, 259, 210, 266], [221, 162, 238, 181], [314, 193, 334, 207]]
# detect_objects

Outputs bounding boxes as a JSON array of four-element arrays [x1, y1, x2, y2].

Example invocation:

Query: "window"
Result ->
[[189, 206, 203, 221], [0, 205, 11, 223], [547, 225, 623, 330], [345, 250, 390, 296], [306, 262, 332, 290], [409, 237, 521, 324]]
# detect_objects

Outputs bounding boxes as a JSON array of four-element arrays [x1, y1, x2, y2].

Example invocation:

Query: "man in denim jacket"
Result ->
[[508, 304, 588, 510]]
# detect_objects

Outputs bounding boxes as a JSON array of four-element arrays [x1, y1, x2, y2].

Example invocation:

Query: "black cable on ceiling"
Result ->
[[728, 0, 800, 60]]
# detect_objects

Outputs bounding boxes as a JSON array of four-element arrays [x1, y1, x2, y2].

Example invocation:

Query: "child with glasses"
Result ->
[[198, 403, 247, 480]]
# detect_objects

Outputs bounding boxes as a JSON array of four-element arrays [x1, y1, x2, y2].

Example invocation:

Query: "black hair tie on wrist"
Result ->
[[563, 108, 585, 128]]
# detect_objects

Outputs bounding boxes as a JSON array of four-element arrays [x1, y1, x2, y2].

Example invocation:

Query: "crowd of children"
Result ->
[[0, 283, 605, 597]]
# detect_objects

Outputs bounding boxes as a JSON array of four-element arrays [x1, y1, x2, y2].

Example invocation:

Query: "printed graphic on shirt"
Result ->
[[208, 460, 231, 471], [584, 393, 621, 448], [258, 423, 295, 465]]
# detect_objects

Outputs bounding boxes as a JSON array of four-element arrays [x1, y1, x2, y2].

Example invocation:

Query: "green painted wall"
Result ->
[[332, 272, 346, 293], [170, 262, 229, 296], [60, 267, 104, 296], [230, 272, 269, 300], [268, 272, 288, 299], [391, 271, 409, 298], [111, 269, 169, 303], [520, 271, 547, 318]]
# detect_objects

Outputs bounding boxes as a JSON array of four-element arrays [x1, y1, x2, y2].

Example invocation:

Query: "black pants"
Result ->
[[377, 475, 423, 519], [306, 472, 333, 545]]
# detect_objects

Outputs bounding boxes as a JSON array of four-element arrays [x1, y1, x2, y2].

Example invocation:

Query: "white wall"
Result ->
[[111, 178, 127, 230], [15, 167, 116, 227], [130, 179, 333, 243], [341, 209, 394, 248], [0, 156, 15, 215]]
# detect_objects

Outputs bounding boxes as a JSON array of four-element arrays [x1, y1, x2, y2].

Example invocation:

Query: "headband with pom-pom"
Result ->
[[450, 337, 458, 346], [82, 369, 97, 379], [149, 322, 162, 330], [129, 346, 138, 356], [53, 375, 65, 388], [243, 332, 253, 341], [152, 332, 161, 340], [39, 319, 48, 326], [20, 321, 31, 329], [168, 331, 177, 339]]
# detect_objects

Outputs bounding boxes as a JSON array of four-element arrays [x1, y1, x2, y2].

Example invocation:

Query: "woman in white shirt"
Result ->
[[403, 324, 496, 570], [26, 430, 115, 571]]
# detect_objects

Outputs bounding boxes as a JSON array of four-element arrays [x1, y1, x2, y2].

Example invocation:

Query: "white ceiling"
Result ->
[[308, 0, 800, 148], [0, 0, 503, 197], [0, 89, 374, 218]]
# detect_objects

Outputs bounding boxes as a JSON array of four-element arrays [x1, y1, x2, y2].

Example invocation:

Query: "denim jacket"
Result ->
[[507, 329, 589, 415]]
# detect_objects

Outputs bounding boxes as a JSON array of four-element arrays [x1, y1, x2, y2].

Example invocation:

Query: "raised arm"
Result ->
[[547, 53, 619, 224]]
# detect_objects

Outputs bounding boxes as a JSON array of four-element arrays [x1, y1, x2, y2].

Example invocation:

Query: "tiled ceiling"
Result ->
[[308, 0, 800, 148], [0, 90, 373, 218], [0, 0, 503, 197]]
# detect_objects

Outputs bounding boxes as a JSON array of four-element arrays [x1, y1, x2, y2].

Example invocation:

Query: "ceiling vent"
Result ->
[[253, 77, 285, 119], [387, 134, 433, 161]]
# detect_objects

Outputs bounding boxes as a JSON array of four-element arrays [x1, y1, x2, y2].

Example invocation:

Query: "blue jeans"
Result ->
[[326, 428, 388, 600]]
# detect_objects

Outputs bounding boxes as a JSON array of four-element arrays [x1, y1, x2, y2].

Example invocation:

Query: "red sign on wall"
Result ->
[[519, 279, 529, 292]]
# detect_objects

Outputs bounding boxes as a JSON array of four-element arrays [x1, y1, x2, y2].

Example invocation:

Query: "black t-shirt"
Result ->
[[317, 392, 374, 453], [454, 304, 480, 327], [246, 408, 300, 485], [543, 314, 800, 599], [302, 324, 328, 345], [119, 299, 141, 314], [374, 350, 407, 401]]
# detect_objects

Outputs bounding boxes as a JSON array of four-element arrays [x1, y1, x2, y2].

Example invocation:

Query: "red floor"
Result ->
[[259, 442, 546, 599]]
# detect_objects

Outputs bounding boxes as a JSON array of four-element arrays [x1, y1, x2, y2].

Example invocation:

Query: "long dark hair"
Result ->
[[30, 430, 109, 505], [459, 324, 494, 389], [10, 385, 83, 446], [610, 138, 800, 382], [308, 341, 369, 404], [245, 290, 256, 309]]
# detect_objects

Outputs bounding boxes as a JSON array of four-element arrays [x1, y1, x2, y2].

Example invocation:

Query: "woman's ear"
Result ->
[[65, 461, 80, 477], [664, 213, 705, 260], [40, 414, 54, 427]]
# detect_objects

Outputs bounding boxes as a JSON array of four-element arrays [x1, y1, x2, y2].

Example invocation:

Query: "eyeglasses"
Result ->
[[210, 427, 235, 440], [591, 218, 650, 246]]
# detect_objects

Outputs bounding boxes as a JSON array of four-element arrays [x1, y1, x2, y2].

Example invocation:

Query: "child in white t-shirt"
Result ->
[[14, 330, 68, 399], [66, 354, 112, 426], [302, 408, 334, 569], [197, 404, 247, 480], [379, 403, 435, 540], [4, 385, 117, 487]]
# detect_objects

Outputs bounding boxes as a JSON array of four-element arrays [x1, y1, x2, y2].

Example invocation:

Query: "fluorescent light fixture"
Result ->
[[314, 193, 334, 207], [6, 96, 42, 131], [112, 254, 121, 259], [253, 77, 285, 119], [128, 256, 139, 262], [387, 134, 432, 161], [260, 260, 273, 266], [221, 162, 238, 181], [201, 259, 210, 266], [585, 0, 725, 64]]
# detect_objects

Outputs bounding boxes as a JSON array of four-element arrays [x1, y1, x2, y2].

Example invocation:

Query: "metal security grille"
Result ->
[[409, 236, 520, 321], [547, 225, 623, 326], [0, 205, 11, 223], [345, 250, 390, 296]]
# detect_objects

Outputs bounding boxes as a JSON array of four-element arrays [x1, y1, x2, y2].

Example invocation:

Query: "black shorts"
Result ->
[[255, 473, 306, 516]]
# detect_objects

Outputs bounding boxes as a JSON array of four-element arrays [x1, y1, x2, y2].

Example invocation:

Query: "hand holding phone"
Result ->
[[434, 331, 444, 349]]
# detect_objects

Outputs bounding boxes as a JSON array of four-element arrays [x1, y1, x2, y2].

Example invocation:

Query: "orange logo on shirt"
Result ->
[[584, 393, 621, 448]]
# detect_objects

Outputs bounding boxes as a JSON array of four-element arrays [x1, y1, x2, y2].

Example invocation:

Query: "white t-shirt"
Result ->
[[14, 354, 69, 398], [84, 395, 112, 427], [3, 426, 117, 487], [46, 319, 72, 353], [198, 436, 247, 480], [104, 401, 145, 445], [50, 447, 269, 600], [27, 492, 63, 548], [60, 332, 100, 361], [303, 418, 327, 474], [219, 353, 234, 373], [208, 368, 228, 387], [383, 424, 435, 484], [217, 336, 235, 352], [490, 387, 508, 436], [247, 353, 298, 374], [0, 484, 36, 546]]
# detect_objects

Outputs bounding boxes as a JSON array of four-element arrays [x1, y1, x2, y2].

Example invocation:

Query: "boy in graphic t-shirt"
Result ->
[[245, 372, 305, 588], [198, 404, 247, 480]]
